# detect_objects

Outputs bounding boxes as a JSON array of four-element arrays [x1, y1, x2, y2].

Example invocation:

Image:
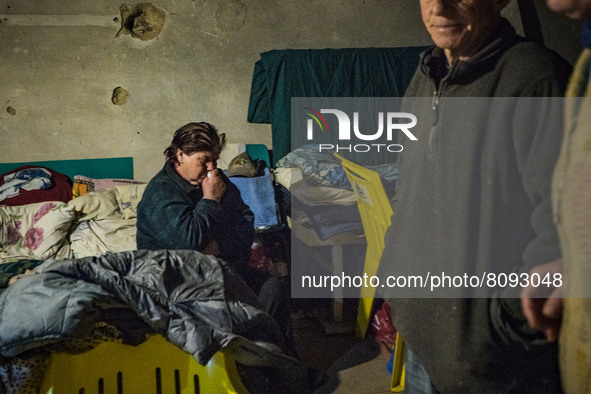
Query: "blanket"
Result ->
[[0, 249, 307, 392], [247, 46, 428, 164], [0, 168, 52, 203]]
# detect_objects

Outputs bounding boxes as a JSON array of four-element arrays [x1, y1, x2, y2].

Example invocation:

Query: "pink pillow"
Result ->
[[73, 175, 144, 197]]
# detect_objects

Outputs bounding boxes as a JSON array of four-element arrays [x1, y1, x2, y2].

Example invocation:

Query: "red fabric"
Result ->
[[247, 228, 290, 277], [0, 165, 73, 206], [368, 300, 398, 349]]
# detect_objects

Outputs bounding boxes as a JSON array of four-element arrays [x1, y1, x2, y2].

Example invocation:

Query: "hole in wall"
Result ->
[[116, 2, 166, 41], [215, 1, 247, 32], [112, 87, 130, 105]]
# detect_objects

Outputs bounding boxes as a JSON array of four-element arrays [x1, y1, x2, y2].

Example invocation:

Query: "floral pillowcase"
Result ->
[[0, 201, 75, 263]]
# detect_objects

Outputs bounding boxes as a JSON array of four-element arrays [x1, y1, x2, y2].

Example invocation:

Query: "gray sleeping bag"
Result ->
[[0, 249, 307, 390]]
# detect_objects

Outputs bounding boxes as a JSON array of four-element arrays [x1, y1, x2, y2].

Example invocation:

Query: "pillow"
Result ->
[[0, 165, 73, 206], [73, 175, 145, 197], [70, 219, 138, 258], [0, 201, 75, 262], [68, 184, 147, 222], [114, 183, 147, 220], [68, 189, 121, 221], [66, 185, 145, 257]]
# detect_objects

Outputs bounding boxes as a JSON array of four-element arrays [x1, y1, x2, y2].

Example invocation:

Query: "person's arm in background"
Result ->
[[521, 259, 563, 341], [522, 1, 591, 344], [495, 90, 566, 346]]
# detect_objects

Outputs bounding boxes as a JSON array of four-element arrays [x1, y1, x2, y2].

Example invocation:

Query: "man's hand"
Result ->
[[201, 169, 226, 202], [520, 258, 563, 342]]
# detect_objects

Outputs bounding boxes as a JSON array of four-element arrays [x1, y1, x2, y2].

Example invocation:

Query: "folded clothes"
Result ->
[[293, 199, 364, 241], [278, 145, 399, 192], [228, 168, 278, 229]]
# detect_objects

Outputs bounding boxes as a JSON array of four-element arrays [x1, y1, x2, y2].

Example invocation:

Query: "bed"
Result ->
[[0, 158, 142, 270], [0, 156, 306, 393]]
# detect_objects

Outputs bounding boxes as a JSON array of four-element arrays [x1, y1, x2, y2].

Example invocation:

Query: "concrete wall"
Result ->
[[0, 0, 580, 181]]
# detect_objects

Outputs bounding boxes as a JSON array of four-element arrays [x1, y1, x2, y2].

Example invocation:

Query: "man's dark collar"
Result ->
[[421, 18, 517, 83]]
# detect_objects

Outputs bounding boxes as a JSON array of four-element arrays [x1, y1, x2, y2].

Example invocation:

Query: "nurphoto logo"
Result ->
[[304, 107, 418, 153]]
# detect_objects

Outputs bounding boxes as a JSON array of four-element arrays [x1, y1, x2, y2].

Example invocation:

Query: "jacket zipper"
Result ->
[[428, 86, 442, 155], [428, 61, 456, 155]]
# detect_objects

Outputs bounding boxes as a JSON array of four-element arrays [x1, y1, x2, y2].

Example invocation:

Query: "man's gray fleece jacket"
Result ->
[[378, 19, 572, 393]]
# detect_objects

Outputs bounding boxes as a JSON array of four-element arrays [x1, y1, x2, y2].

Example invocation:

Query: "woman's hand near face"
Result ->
[[201, 169, 226, 202]]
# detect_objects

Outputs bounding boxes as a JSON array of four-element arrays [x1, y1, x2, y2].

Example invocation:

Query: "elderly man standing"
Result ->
[[377, 0, 571, 392]]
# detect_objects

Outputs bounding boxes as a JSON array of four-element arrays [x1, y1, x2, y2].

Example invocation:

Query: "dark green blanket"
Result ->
[[0, 259, 44, 294], [247, 47, 429, 165]]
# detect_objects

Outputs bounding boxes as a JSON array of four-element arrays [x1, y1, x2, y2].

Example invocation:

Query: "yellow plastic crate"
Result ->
[[40, 334, 248, 394], [334, 153, 394, 339], [335, 153, 405, 392], [390, 334, 405, 392]]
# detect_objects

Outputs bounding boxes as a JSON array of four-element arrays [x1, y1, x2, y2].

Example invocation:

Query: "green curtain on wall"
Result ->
[[247, 46, 429, 166]]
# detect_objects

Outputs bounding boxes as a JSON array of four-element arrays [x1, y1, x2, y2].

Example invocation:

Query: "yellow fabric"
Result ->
[[72, 182, 89, 198], [553, 47, 591, 394], [565, 48, 591, 98]]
